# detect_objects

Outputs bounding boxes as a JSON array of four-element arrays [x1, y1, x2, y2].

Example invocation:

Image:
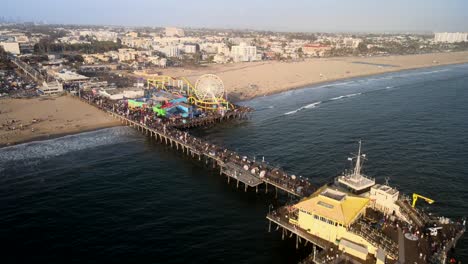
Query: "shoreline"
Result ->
[[153, 51, 468, 102], [2, 53, 468, 147], [0, 124, 121, 148], [0, 95, 122, 147], [242, 60, 468, 102]]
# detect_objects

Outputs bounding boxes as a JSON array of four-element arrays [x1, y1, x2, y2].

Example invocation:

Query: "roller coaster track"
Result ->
[[147, 75, 233, 110]]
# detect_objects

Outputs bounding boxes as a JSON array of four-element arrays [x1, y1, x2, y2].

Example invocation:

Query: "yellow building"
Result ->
[[291, 187, 383, 260]]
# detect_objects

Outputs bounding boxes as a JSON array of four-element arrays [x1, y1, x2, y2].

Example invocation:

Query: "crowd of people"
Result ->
[[81, 91, 315, 197]]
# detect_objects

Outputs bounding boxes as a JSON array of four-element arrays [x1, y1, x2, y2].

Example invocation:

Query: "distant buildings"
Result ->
[[126, 31, 139, 38], [162, 45, 180, 57], [184, 44, 197, 54], [434, 32, 468, 43], [118, 48, 137, 61], [343, 38, 362, 48], [231, 42, 258, 62], [165, 27, 185, 37], [79, 30, 118, 42], [302, 44, 332, 57]]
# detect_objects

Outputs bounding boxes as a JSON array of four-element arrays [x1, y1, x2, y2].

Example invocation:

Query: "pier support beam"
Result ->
[[237, 179, 239, 189], [268, 221, 271, 233]]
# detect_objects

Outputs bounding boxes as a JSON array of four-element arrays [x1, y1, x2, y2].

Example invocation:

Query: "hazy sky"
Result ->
[[2, 0, 468, 32]]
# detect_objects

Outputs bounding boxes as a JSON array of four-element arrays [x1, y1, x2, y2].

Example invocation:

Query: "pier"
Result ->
[[72, 91, 466, 264], [77, 93, 316, 198]]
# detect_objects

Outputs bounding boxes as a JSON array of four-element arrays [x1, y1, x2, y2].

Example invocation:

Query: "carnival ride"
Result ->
[[146, 74, 233, 111]]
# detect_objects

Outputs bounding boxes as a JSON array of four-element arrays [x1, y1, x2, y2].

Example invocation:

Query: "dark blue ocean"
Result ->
[[1, 64, 468, 263]]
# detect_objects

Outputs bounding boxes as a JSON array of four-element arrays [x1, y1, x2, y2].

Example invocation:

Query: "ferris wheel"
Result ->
[[194, 74, 225, 101]]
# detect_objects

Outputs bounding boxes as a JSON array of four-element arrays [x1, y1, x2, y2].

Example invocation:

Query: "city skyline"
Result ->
[[2, 0, 468, 33]]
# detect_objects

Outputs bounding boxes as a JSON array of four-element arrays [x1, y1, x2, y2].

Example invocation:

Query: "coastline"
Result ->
[[0, 95, 122, 147], [0, 124, 120, 148], [247, 60, 468, 102], [2, 52, 468, 147], [153, 51, 468, 102]]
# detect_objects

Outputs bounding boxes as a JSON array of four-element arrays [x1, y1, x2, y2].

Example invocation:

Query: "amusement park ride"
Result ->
[[146, 74, 233, 111]]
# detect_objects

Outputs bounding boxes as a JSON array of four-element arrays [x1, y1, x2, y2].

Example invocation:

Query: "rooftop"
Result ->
[[372, 184, 399, 195], [55, 71, 89, 82], [294, 187, 369, 226], [337, 173, 375, 191]]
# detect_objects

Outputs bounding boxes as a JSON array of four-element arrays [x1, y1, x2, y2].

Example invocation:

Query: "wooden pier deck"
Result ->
[[108, 112, 313, 197]]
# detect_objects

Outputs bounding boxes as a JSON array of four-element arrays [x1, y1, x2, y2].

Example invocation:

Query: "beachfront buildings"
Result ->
[[434, 32, 468, 43], [38, 81, 64, 95], [302, 44, 332, 57], [231, 42, 258, 62]]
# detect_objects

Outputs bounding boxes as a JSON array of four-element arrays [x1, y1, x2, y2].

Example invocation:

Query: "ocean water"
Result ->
[[1, 64, 468, 263]]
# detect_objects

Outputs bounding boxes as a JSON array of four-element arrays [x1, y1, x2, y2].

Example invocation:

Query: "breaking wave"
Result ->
[[284, 101, 322, 115], [284, 91, 366, 115], [0, 127, 138, 165], [396, 69, 450, 78], [329, 93, 361, 101]]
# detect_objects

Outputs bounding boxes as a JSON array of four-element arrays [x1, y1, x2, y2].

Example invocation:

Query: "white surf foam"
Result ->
[[0, 127, 137, 164], [330, 93, 361, 101], [284, 101, 321, 115], [397, 69, 450, 78]]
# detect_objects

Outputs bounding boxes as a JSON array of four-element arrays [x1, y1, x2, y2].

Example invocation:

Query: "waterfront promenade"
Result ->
[[78, 92, 316, 198]]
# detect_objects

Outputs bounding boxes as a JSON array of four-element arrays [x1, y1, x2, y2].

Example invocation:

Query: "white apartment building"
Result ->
[[230, 42, 257, 62], [184, 44, 197, 54], [434, 32, 468, 43], [162, 46, 180, 57]]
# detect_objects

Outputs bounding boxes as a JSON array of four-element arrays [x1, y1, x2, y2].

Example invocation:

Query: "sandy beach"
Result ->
[[2, 51, 468, 146], [0, 95, 121, 146], [155, 51, 468, 101]]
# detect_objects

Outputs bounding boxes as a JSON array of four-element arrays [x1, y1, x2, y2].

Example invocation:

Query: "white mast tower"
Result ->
[[336, 140, 375, 195]]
